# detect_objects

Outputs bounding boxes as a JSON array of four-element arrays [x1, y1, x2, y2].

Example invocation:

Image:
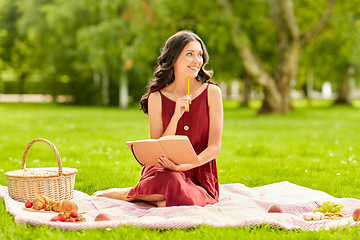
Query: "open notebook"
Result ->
[[126, 135, 200, 166]]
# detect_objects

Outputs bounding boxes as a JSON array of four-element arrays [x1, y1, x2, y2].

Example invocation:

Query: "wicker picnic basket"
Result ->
[[5, 138, 78, 203]]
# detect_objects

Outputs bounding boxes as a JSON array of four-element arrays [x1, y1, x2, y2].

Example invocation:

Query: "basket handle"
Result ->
[[22, 138, 63, 176]]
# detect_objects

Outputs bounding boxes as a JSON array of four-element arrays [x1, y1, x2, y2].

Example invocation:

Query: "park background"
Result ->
[[1, 0, 360, 239], [0, 0, 359, 111]]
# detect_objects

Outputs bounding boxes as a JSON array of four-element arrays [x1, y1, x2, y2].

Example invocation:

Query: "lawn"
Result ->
[[0, 100, 360, 239]]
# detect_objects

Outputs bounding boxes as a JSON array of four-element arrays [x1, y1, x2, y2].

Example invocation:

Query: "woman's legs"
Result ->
[[97, 188, 166, 207]]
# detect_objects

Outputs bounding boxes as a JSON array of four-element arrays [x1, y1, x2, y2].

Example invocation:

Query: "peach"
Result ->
[[268, 205, 283, 213], [95, 213, 110, 221], [353, 208, 360, 221]]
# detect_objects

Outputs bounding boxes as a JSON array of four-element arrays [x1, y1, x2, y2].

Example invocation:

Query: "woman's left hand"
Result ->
[[157, 156, 179, 171]]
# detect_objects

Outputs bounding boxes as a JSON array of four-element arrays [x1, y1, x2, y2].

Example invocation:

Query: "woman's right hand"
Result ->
[[173, 95, 191, 119]]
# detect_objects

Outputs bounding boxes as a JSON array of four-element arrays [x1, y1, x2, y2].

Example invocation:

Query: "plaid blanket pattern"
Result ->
[[1, 181, 359, 231]]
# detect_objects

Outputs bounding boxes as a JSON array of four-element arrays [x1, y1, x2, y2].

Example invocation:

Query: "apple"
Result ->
[[353, 208, 360, 221], [95, 213, 110, 221], [268, 205, 283, 213]]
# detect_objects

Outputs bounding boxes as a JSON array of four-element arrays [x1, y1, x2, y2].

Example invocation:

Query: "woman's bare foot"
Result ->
[[155, 200, 166, 207]]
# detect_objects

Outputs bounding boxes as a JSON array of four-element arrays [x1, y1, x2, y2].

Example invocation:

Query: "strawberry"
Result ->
[[75, 215, 85, 222], [64, 212, 71, 219], [50, 216, 58, 222], [57, 213, 67, 222], [25, 200, 33, 208], [70, 210, 78, 218], [44, 203, 52, 211], [66, 217, 76, 222]]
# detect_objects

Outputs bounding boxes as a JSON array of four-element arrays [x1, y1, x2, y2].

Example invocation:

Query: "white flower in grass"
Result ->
[[337, 173, 340, 176], [33, 159, 40, 163], [9, 157, 13, 161], [0, 169, 3, 172], [353, 160, 357, 164], [116, 149, 120, 154], [334, 140, 339, 145], [248, 143, 253, 148], [340, 161, 347, 164], [115, 161, 119, 165], [349, 147, 353, 152], [76, 161, 80, 164], [329, 152, 333, 157], [305, 169, 308, 173]]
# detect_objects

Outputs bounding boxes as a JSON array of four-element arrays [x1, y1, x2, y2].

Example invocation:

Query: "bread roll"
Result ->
[[52, 200, 78, 212], [32, 195, 56, 210]]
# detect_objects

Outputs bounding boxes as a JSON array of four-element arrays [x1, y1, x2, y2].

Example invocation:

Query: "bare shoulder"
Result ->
[[208, 83, 222, 98], [148, 91, 161, 104], [148, 91, 162, 114]]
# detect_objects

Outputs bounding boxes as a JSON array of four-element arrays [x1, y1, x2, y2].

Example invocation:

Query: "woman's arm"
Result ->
[[148, 91, 191, 139], [158, 84, 223, 171], [148, 92, 164, 139]]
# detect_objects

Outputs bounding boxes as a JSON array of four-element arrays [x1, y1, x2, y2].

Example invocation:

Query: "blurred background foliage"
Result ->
[[0, 0, 359, 109]]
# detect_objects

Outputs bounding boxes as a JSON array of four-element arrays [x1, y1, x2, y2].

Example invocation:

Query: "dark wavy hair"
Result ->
[[140, 30, 213, 114]]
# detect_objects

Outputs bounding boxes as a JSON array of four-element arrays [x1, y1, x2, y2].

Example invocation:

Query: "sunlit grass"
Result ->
[[0, 101, 360, 239]]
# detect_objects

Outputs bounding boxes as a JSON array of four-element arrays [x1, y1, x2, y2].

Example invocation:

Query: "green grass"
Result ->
[[0, 100, 360, 239]]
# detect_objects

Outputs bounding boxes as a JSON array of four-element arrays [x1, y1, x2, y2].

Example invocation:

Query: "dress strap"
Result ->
[[207, 81, 218, 87], [147, 84, 166, 100]]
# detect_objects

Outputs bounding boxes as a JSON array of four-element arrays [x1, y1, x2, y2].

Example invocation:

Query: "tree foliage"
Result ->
[[0, 0, 358, 110]]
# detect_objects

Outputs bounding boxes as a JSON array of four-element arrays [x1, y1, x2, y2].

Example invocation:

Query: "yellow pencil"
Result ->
[[187, 77, 190, 112]]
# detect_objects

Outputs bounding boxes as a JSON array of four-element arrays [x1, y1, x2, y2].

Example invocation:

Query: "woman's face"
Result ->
[[174, 40, 204, 79]]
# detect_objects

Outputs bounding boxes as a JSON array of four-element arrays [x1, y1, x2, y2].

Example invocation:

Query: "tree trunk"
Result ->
[[334, 66, 355, 106], [93, 70, 101, 105], [306, 69, 314, 101], [119, 71, 129, 109], [93, 71, 101, 89], [102, 71, 110, 106], [240, 73, 251, 107]]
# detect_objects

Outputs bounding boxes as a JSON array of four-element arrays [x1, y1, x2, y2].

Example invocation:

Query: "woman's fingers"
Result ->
[[175, 95, 192, 115], [158, 157, 177, 171]]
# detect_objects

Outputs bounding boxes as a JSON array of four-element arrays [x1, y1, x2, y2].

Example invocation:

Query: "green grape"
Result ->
[[314, 201, 343, 213]]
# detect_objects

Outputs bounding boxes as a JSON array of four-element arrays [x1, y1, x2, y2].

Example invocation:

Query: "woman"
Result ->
[[99, 30, 223, 207]]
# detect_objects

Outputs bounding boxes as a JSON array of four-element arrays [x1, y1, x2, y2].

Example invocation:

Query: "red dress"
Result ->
[[127, 83, 219, 207]]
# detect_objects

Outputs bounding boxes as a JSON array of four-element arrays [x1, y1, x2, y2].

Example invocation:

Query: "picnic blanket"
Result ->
[[1, 181, 359, 231]]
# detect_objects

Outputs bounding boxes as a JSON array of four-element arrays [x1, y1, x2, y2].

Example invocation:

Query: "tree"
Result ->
[[298, 1, 360, 106], [218, 0, 336, 114]]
